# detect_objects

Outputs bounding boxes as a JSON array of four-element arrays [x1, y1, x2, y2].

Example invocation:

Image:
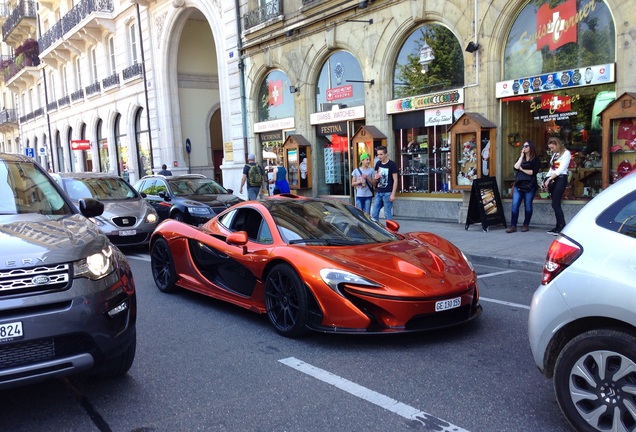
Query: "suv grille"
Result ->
[[0, 264, 70, 296]]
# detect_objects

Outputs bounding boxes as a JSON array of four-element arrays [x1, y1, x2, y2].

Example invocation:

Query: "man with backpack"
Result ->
[[240, 153, 265, 200]]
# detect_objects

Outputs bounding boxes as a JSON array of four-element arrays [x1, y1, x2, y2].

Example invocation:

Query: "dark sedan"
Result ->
[[134, 174, 242, 225]]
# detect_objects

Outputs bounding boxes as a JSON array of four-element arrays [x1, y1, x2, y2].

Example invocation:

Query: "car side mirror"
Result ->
[[386, 219, 400, 233], [226, 188, 234, 194], [226, 231, 248, 254], [78, 198, 104, 218], [140, 192, 147, 198], [159, 191, 170, 201]]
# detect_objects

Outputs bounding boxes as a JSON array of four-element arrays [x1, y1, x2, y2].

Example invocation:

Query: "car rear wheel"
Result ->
[[150, 237, 178, 293], [172, 212, 185, 222], [264, 264, 309, 338], [554, 329, 636, 432]]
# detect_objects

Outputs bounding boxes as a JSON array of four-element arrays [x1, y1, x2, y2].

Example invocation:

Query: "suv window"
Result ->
[[139, 179, 167, 197], [596, 189, 636, 238]]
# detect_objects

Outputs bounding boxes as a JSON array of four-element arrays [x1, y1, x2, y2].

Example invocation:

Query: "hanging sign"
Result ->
[[71, 140, 91, 151]]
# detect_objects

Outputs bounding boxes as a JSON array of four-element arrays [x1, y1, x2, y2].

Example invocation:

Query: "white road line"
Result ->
[[477, 269, 516, 278], [479, 296, 530, 310], [126, 254, 150, 262], [279, 357, 470, 432]]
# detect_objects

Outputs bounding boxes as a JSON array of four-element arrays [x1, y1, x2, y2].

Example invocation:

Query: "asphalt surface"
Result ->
[[394, 218, 555, 272]]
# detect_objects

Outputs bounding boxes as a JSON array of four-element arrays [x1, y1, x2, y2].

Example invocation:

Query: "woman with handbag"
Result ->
[[541, 137, 571, 235], [507, 140, 541, 233], [351, 153, 376, 214]]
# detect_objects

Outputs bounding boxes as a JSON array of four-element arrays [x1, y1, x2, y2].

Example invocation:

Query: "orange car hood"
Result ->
[[303, 232, 474, 297]]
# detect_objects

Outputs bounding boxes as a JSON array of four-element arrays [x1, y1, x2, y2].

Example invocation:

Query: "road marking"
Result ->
[[479, 296, 530, 310], [477, 269, 516, 278], [126, 254, 150, 262], [279, 357, 470, 432]]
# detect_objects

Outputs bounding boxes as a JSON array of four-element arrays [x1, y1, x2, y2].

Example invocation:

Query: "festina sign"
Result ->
[[71, 140, 91, 151]]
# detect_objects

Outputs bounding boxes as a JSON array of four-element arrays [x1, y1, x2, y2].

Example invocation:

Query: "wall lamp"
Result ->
[[286, 28, 299, 37], [346, 79, 375, 87], [358, 0, 369, 8], [465, 41, 479, 53], [345, 18, 373, 24], [289, 86, 299, 94]]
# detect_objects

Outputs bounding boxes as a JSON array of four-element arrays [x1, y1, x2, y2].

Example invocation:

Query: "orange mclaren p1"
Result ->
[[149, 195, 482, 337]]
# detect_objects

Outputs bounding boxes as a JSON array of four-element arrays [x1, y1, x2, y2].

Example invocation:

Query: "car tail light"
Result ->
[[541, 237, 582, 285]]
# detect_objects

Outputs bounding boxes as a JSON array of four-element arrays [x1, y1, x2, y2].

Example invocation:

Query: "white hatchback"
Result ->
[[528, 173, 636, 432]]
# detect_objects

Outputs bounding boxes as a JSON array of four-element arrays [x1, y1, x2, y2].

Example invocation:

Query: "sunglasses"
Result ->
[[523, 144, 530, 148]]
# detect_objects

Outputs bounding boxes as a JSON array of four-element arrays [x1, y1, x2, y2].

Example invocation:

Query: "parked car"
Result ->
[[52, 172, 159, 247], [0, 153, 137, 389], [528, 173, 636, 431], [149, 195, 481, 338], [133, 174, 242, 225]]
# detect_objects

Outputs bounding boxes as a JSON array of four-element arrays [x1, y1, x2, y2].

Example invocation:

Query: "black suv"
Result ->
[[0, 153, 137, 389], [134, 174, 242, 225]]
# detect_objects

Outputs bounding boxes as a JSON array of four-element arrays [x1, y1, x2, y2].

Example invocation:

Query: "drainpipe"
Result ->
[[136, 2, 154, 173], [234, 0, 248, 160]]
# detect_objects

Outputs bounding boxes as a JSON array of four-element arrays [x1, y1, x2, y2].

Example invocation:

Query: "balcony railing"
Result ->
[[39, 0, 114, 53], [243, 0, 282, 30], [57, 95, 70, 108], [0, 3, 11, 18], [70, 89, 84, 102], [122, 63, 142, 80], [102, 72, 120, 89], [2, 0, 36, 41], [47, 101, 58, 112], [0, 108, 17, 125], [85, 81, 101, 96]]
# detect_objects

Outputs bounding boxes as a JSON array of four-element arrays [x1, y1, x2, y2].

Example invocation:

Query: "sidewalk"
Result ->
[[393, 218, 554, 272]]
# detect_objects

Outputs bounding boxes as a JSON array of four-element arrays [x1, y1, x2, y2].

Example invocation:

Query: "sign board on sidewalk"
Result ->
[[465, 176, 507, 232]]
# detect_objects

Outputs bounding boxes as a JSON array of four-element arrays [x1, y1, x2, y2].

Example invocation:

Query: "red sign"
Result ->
[[268, 79, 283, 107], [536, 0, 577, 51], [71, 140, 91, 151], [326, 85, 353, 102]]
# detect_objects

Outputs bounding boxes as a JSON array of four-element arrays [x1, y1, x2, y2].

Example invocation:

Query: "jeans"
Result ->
[[551, 176, 568, 227], [247, 186, 260, 200], [510, 186, 536, 227], [356, 196, 372, 214], [371, 192, 393, 221]]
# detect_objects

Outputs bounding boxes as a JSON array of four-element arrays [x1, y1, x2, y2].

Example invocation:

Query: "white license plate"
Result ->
[[435, 297, 461, 312], [0, 321, 23, 343], [119, 230, 137, 236]]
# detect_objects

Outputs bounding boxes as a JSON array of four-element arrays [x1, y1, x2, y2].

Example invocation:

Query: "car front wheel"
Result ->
[[554, 329, 636, 432], [264, 264, 308, 338], [150, 237, 178, 293]]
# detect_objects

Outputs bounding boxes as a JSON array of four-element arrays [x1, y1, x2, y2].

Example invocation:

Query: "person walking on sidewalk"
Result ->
[[371, 146, 398, 222], [352, 152, 376, 214], [273, 163, 291, 194], [240, 153, 265, 200], [507, 140, 540, 233], [157, 164, 172, 176], [541, 137, 571, 235]]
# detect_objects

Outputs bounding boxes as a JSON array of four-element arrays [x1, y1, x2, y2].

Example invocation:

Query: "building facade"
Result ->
[[0, 0, 634, 224]]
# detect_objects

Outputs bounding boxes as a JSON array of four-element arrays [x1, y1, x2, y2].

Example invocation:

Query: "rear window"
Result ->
[[596, 189, 636, 238]]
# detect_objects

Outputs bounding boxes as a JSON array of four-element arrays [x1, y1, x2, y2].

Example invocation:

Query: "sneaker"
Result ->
[[506, 226, 517, 233], [547, 227, 562, 235], [521, 225, 529, 232]]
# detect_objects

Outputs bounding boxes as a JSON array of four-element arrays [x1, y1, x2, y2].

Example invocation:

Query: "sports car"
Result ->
[[149, 195, 482, 337]]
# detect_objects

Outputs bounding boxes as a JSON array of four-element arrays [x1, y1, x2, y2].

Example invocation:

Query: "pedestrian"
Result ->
[[371, 146, 398, 222], [267, 166, 276, 196], [541, 137, 571, 235], [351, 152, 375, 214], [273, 163, 291, 194], [157, 164, 172, 176], [506, 140, 540, 233], [240, 153, 265, 200]]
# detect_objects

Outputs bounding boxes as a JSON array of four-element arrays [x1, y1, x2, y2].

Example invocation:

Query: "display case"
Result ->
[[351, 125, 386, 170], [400, 134, 430, 192], [283, 134, 312, 189], [600, 92, 636, 189], [450, 113, 497, 190]]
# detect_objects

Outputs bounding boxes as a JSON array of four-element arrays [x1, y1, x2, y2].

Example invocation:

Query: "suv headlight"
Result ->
[[188, 206, 212, 215], [74, 245, 116, 280]]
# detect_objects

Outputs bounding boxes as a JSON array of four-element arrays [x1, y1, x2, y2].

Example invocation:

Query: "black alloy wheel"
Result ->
[[150, 237, 178, 293], [264, 264, 309, 338]]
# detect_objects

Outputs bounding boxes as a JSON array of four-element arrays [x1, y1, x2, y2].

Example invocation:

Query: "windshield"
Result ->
[[63, 176, 137, 201], [0, 159, 72, 216], [169, 178, 229, 196], [270, 200, 399, 245]]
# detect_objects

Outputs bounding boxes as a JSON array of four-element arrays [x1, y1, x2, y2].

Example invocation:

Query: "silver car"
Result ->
[[528, 173, 636, 431], [53, 172, 159, 247]]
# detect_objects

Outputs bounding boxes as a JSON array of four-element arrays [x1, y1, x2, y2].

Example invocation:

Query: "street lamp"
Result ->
[[419, 41, 434, 74]]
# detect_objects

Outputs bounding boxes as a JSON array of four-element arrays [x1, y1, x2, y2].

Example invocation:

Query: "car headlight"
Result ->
[[319, 268, 381, 296], [188, 206, 212, 215], [145, 212, 158, 223], [74, 245, 116, 280], [461, 251, 474, 271]]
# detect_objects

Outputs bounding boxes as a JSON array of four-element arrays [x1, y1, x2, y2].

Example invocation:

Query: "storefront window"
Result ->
[[500, 0, 615, 199], [258, 70, 294, 122]]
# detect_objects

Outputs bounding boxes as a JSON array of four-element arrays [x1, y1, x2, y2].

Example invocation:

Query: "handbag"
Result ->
[[515, 179, 533, 192], [357, 169, 375, 196]]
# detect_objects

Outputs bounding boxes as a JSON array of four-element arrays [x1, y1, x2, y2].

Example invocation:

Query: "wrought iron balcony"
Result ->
[[122, 63, 142, 80], [243, 0, 283, 31], [70, 89, 84, 102], [85, 81, 101, 96], [102, 72, 120, 89], [47, 101, 58, 112], [57, 95, 70, 108], [0, 108, 17, 125], [2, 0, 36, 41]]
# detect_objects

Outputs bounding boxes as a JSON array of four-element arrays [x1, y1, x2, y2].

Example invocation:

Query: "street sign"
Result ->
[[25, 147, 35, 158], [71, 140, 91, 151], [185, 138, 191, 154], [38, 147, 47, 156]]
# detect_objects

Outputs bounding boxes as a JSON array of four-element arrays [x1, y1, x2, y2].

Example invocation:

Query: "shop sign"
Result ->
[[326, 85, 353, 102], [224, 141, 234, 161], [259, 131, 282, 142], [425, 106, 453, 126], [268, 79, 283, 107], [496, 63, 614, 98], [386, 89, 464, 114], [254, 117, 295, 133], [316, 122, 347, 137], [71, 140, 91, 151], [310, 105, 365, 125], [530, 93, 580, 123], [535, 0, 578, 51]]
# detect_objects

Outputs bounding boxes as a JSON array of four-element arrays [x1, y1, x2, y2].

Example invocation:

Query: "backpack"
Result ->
[[247, 164, 263, 187]]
